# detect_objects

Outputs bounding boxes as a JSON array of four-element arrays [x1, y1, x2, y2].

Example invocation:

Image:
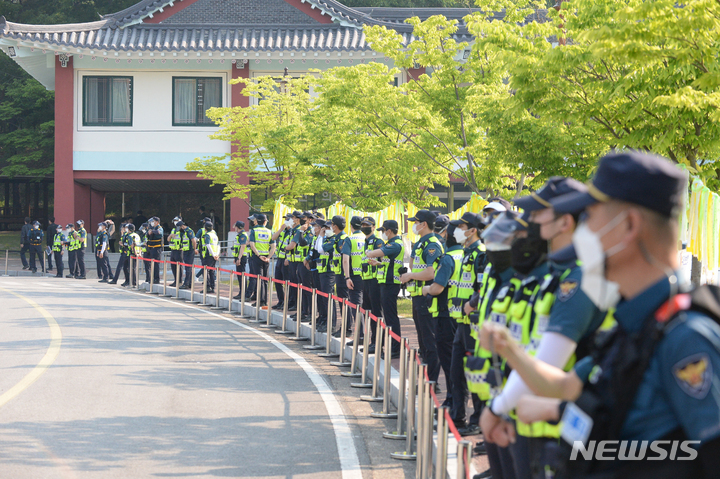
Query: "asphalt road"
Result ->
[[0, 276, 413, 479]]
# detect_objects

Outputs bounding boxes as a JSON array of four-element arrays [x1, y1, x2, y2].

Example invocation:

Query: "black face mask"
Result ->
[[361, 226, 373, 235], [510, 223, 548, 276], [486, 250, 512, 273]]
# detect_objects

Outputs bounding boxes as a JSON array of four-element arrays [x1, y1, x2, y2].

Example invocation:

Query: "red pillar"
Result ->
[[54, 55, 74, 225], [90, 189, 106, 227], [230, 62, 250, 224], [74, 183, 91, 224]]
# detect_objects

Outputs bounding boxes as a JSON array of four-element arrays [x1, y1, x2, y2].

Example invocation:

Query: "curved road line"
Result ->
[[0, 286, 63, 409], [118, 288, 363, 479]]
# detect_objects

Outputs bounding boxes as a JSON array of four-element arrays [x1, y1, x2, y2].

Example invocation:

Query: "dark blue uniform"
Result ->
[[27, 227, 45, 272]]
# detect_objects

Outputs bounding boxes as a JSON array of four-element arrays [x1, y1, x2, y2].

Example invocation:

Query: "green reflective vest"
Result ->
[[52, 233, 64, 252], [205, 230, 219, 257], [377, 235, 404, 284], [331, 232, 348, 274], [252, 226, 272, 255], [169, 227, 182, 251], [233, 231, 248, 258], [452, 246, 485, 324], [429, 246, 464, 317], [348, 231, 365, 276], [276, 230, 288, 260], [181, 229, 194, 252], [408, 235, 444, 296], [68, 230, 81, 251], [129, 232, 142, 256], [318, 235, 334, 274]]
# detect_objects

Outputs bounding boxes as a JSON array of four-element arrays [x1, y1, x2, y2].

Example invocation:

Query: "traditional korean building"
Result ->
[[0, 0, 476, 229]]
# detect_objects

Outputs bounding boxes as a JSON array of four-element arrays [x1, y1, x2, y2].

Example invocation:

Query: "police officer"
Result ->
[[202, 221, 220, 293], [20, 217, 31, 270], [96, 222, 110, 282], [366, 220, 404, 354], [28, 220, 45, 273], [329, 215, 349, 333], [178, 221, 197, 290], [249, 214, 275, 306], [282, 212, 303, 309], [340, 216, 365, 336], [296, 212, 316, 321], [66, 223, 79, 278], [315, 219, 335, 333], [110, 224, 130, 285], [194, 217, 211, 284], [232, 220, 248, 298], [145, 216, 163, 284], [168, 216, 183, 287], [272, 214, 293, 310], [482, 152, 720, 479], [401, 209, 445, 383], [76, 219, 87, 279], [360, 217, 384, 345], [46, 216, 58, 271], [126, 224, 142, 287], [51, 224, 65, 278]]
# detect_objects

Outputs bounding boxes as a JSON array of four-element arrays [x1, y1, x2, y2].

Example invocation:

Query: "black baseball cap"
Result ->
[[204, 221, 213, 229], [176, 220, 185, 227], [551, 151, 687, 218], [434, 215, 450, 231], [235, 220, 244, 228], [515, 177, 588, 212], [312, 219, 327, 227], [361, 216, 376, 226], [457, 212, 483, 228], [350, 215, 364, 228], [331, 215, 346, 229], [382, 220, 399, 231], [292, 210, 303, 218], [255, 213, 267, 222], [284, 213, 293, 219], [408, 209, 436, 225]]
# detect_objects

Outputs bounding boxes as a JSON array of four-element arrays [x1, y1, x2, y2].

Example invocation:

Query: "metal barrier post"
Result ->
[[372, 326, 398, 418], [341, 305, 363, 377], [384, 338, 409, 439], [175, 262, 181, 299], [456, 441, 472, 479], [160, 260, 172, 297], [202, 267, 214, 306], [249, 275, 264, 323], [209, 269, 221, 308], [226, 270, 234, 312], [149, 260, 160, 294], [351, 311, 373, 388], [317, 296, 338, 358], [330, 301, 351, 367], [289, 286, 311, 342], [3, 250, 8, 276], [391, 350, 418, 460], [416, 365, 428, 475], [436, 406, 449, 479], [360, 319, 384, 402], [234, 273, 248, 317], [43, 251, 46, 276], [275, 281, 295, 334], [422, 380, 436, 479], [134, 257, 140, 290], [186, 265, 200, 304], [304, 289, 324, 350]]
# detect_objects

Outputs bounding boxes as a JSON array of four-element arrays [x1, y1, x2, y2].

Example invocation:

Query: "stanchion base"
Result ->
[[390, 452, 416, 461], [258, 324, 278, 329], [317, 352, 339, 358], [201, 303, 215, 307], [159, 294, 173, 297], [350, 382, 373, 388], [247, 318, 263, 322], [371, 412, 398, 419], [185, 300, 201, 304], [288, 336, 309, 341], [340, 371, 362, 378], [210, 306, 225, 310], [149, 291, 160, 295], [303, 344, 325, 350], [360, 395, 383, 402], [329, 361, 351, 367], [382, 431, 407, 440], [275, 330, 294, 335]]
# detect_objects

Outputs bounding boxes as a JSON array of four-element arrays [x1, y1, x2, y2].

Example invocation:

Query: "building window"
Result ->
[[173, 77, 222, 126], [83, 76, 133, 126]]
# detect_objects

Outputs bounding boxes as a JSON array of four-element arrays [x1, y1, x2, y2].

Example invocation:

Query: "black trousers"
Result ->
[[53, 251, 63, 277], [204, 255, 216, 291], [346, 275, 363, 330], [274, 258, 285, 305], [285, 261, 299, 308], [170, 250, 183, 284], [20, 244, 29, 267], [29, 244, 44, 271], [146, 247, 161, 283], [334, 273, 349, 329], [68, 250, 76, 276], [318, 272, 336, 326], [250, 255, 269, 304], [299, 262, 314, 317], [412, 295, 440, 382], [362, 278, 382, 341], [488, 441, 517, 479], [76, 248, 86, 277], [436, 313, 456, 405], [509, 433, 531, 479], [450, 323, 483, 426], [380, 282, 402, 352], [236, 256, 247, 291], [96, 252, 109, 280], [113, 253, 129, 282], [182, 251, 195, 287]]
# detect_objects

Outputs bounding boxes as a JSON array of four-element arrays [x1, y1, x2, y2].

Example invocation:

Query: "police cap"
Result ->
[[312, 219, 327, 227], [235, 220, 244, 229], [33, 221, 40, 226], [551, 151, 688, 218], [292, 210, 303, 218], [434, 215, 450, 232], [331, 215, 346, 229], [458, 212, 483, 229], [361, 216, 376, 226], [204, 221, 213, 229], [350, 215, 363, 228], [76, 220, 83, 225], [66, 223, 73, 229], [408, 209, 436, 225], [284, 213, 293, 220], [127, 224, 135, 232], [176, 221, 185, 227], [382, 220, 399, 232], [97, 222, 105, 227], [515, 177, 588, 212], [248, 215, 256, 222], [56, 224, 63, 230], [255, 213, 267, 222]]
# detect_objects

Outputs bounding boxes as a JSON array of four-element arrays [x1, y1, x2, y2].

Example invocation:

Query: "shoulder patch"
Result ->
[[673, 353, 712, 399], [557, 279, 579, 302], [427, 247, 438, 257]]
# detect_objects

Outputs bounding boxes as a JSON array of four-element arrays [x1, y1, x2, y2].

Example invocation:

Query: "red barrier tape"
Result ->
[[271, 278, 284, 284], [300, 285, 313, 292], [316, 290, 329, 298], [346, 301, 357, 309], [446, 409, 462, 441], [331, 294, 343, 302], [389, 330, 402, 342], [288, 282, 298, 288]]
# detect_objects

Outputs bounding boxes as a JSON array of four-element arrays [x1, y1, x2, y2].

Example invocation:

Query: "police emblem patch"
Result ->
[[558, 279, 579, 302], [427, 247, 437, 256], [673, 353, 712, 399]]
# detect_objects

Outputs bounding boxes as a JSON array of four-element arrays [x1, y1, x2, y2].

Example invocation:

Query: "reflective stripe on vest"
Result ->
[[377, 236, 404, 284], [408, 235, 444, 296], [52, 233, 63, 252], [169, 228, 181, 250], [276, 230, 287, 259], [206, 230, 219, 257], [348, 231, 365, 276], [253, 227, 272, 255], [331, 232, 348, 274]]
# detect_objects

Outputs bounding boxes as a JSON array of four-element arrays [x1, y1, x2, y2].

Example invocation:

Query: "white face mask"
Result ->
[[412, 223, 422, 235], [381, 233, 389, 242], [285, 220, 293, 228], [572, 211, 628, 310], [453, 228, 468, 246]]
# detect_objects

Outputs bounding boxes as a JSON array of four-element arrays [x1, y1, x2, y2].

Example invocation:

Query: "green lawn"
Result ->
[[397, 297, 413, 319], [0, 231, 21, 252]]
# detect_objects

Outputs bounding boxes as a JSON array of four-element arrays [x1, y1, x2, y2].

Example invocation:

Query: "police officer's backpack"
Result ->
[[557, 284, 720, 479], [29, 229, 43, 244]]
